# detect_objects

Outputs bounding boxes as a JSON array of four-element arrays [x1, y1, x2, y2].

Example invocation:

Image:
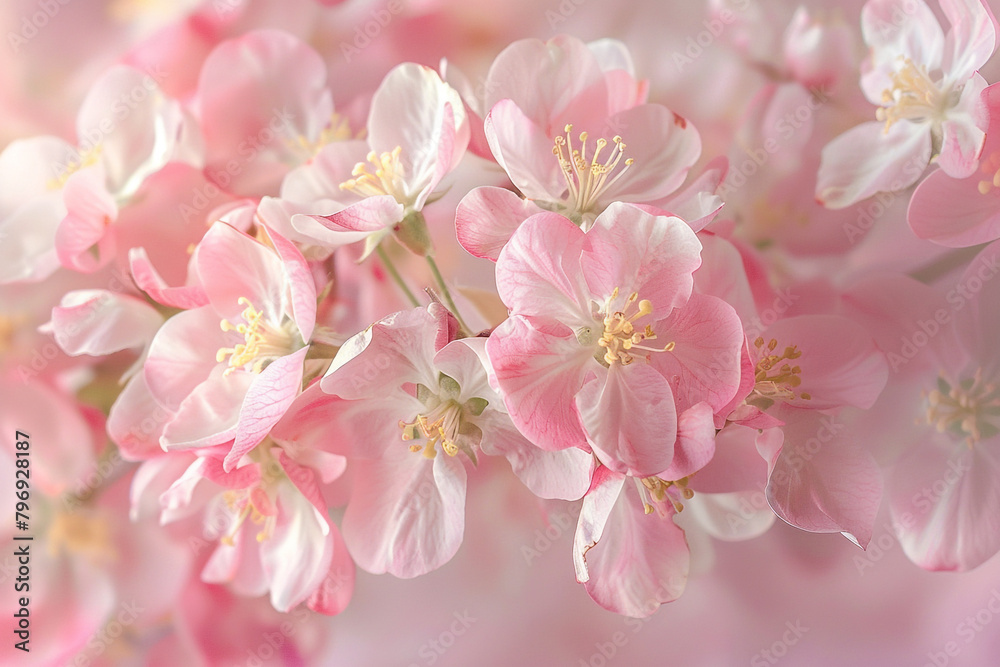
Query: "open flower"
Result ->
[[455, 35, 701, 261], [487, 203, 744, 476], [817, 0, 998, 208], [312, 304, 592, 577], [290, 63, 470, 258], [143, 222, 316, 470]]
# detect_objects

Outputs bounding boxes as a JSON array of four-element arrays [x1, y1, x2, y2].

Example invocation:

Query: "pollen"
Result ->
[[286, 112, 355, 160], [339, 145, 407, 200], [925, 369, 1000, 445], [399, 402, 463, 459], [597, 287, 674, 366], [977, 151, 1000, 196], [751, 336, 811, 402], [220, 487, 277, 546], [553, 124, 634, 217], [216, 297, 296, 376], [46, 144, 103, 190], [636, 475, 695, 515], [46, 510, 117, 565], [875, 58, 952, 133]]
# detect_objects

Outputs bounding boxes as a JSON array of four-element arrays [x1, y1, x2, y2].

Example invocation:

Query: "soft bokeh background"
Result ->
[[3, 0, 1000, 665]]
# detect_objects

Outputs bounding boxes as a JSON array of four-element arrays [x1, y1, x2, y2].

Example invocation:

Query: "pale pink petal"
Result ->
[[909, 165, 1000, 246], [487, 315, 595, 451], [145, 306, 228, 411], [484, 100, 566, 200], [342, 447, 466, 578], [455, 186, 545, 261], [577, 363, 677, 477], [484, 35, 609, 129], [160, 368, 254, 449], [761, 315, 889, 410], [307, 526, 355, 616], [0, 193, 64, 283], [108, 373, 172, 461], [263, 458, 332, 611], [583, 202, 702, 318], [582, 482, 689, 617], [861, 0, 944, 102], [595, 105, 701, 205], [495, 212, 590, 323], [47, 290, 162, 356], [817, 120, 931, 209], [129, 247, 208, 309], [889, 437, 1000, 571], [659, 402, 716, 480], [225, 347, 309, 471], [478, 411, 594, 500], [647, 293, 745, 413], [937, 74, 988, 179], [194, 222, 286, 322], [367, 63, 468, 203], [197, 30, 333, 196], [940, 0, 998, 80], [573, 466, 626, 582], [261, 225, 316, 341], [56, 166, 118, 272], [691, 424, 770, 494], [765, 415, 883, 548], [321, 305, 447, 401]]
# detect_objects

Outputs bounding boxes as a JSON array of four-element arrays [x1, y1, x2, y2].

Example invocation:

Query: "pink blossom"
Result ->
[[817, 0, 999, 208], [143, 222, 315, 469], [487, 203, 743, 477]]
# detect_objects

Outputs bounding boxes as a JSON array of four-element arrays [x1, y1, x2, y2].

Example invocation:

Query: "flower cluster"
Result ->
[[4, 0, 1000, 663]]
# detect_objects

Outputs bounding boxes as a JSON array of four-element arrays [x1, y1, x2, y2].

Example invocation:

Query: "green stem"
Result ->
[[426, 255, 471, 335], [376, 244, 420, 308]]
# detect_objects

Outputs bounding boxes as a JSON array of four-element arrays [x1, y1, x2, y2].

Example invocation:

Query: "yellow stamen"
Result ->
[[46, 145, 103, 190], [925, 369, 1000, 445], [977, 151, 1000, 196], [875, 58, 952, 133], [596, 287, 674, 366], [286, 113, 355, 159], [339, 145, 407, 200], [47, 510, 117, 565], [216, 297, 296, 376], [751, 337, 810, 402], [636, 476, 695, 515], [553, 124, 634, 217]]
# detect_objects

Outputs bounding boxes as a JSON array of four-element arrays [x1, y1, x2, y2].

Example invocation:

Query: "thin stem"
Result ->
[[376, 244, 420, 308], [426, 255, 471, 335]]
